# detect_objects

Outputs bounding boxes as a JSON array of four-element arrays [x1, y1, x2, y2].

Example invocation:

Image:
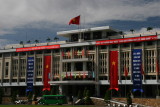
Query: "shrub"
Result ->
[[77, 90, 83, 99], [27, 91, 33, 101], [0, 88, 3, 104], [104, 90, 111, 104], [126, 92, 132, 106], [83, 88, 87, 98], [84, 90, 93, 105], [11, 91, 17, 103], [43, 90, 50, 95]]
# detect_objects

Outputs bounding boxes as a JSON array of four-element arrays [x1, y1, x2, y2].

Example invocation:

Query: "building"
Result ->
[[0, 26, 160, 98]]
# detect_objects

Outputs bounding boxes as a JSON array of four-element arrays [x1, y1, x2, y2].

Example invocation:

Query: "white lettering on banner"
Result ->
[[16, 44, 60, 52], [96, 35, 158, 45]]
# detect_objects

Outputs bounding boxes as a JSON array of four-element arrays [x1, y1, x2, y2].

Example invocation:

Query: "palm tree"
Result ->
[[19, 41, 23, 45], [46, 37, 51, 42], [130, 29, 134, 34], [34, 40, 39, 44], [147, 27, 153, 32], [54, 37, 59, 42], [27, 40, 31, 44], [119, 31, 124, 38], [19, 41, 24, 47]]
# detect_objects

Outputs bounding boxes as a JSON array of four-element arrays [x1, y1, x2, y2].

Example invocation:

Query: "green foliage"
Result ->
[[156, 89, 160, 96], [43, 90, 50, 95], [0, 88, 3, 104], [126, 92, 132, 106], [11, 91, 17, 103], [27, 91, 33, 100], [104, 90, 111, 103], [84, 90, 93, 105], [51, 86, 59, 95], [83, 88, 87, 98], [77, 90, 83, 99]]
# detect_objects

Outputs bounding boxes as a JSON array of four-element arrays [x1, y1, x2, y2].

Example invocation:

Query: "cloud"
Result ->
[[0, 0, 160, 36]]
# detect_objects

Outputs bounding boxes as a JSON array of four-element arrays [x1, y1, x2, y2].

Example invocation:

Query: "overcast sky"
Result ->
[[0, 0, 160, 48]]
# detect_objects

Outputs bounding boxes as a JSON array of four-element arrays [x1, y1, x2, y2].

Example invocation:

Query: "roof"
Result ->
[[57, 26, 119, 37]]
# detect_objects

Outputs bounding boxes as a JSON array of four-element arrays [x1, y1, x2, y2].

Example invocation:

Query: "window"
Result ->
[[71, 34, 78, 42], [93, 31, 102, 40], [134, 42, 141, 46], [83, 33, 90, 40]]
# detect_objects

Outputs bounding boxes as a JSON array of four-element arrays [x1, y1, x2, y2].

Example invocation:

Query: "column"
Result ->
[[95, 46, 100, 97], [118, 44, 121, 82], [130, 43, 132, 82], [95, 84, 100, 97], [9, 53, 12, 85], [33, 51, 36, 84], [59, 49, 63, 81], [107, 46, 109, 82], [17, 53, 20, 84], [155, 41, 158, 82], [42, 51, 44, 84], [51, 50, 53, 81], [83, 62, 86, 71], [1, 54, 4, 85], [142, 42, 145, 82], [25, 52, 28, 85]]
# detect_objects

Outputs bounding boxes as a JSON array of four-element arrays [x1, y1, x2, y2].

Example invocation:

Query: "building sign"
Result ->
[[132, 49, 143, 92], [26, 57, 34, 92], [16, 44, 60, 52], [96, 35, 157, 45]]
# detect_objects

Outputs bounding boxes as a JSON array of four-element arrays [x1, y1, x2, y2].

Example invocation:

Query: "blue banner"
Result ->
[[26, 57, 34, 92], [132, 49, 143, 92]]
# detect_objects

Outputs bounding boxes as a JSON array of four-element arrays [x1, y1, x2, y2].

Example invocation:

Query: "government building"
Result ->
[[0, 26, 160, 98]]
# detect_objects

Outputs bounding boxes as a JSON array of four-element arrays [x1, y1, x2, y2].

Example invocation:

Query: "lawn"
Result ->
[[0, 105, 105, 107]]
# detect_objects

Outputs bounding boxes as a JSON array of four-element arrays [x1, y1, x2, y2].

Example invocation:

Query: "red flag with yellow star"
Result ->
[[43, 56, 51, 91], [109, 51, 119, 91], [69, 15, 80, 25]]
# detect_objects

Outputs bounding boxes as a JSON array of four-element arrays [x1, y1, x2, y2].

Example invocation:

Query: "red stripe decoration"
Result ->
[[96, 35, 158, 46], [16, 44, 60, 52], [43, 56, 51, 91], [109, 51, 119, 91]]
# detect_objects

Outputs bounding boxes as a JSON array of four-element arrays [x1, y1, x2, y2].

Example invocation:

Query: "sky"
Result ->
[[0, 0, 160, 48]]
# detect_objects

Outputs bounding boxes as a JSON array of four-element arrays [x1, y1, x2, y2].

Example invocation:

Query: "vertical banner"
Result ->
[[26, 57, 34, 92], [132, 49, 143, 92], [109, 51, 119, 91], [43, 56, 51, 91]]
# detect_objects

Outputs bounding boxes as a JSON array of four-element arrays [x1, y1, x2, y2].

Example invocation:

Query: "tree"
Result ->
[[27, 91, 33, 101], [104, 90, 111, 104], [147, 27, 153, 32], [19, 41, 23, 45], [34, 40, 39, 44], [130, 29, 134, 34], [27, 40, 31, 44], [11, 91, 17, 103], [54, 37, 59, 42], [46, 37, 51, 42], [126, 92, 132, 106], [43, 90, 50, 95], [0, 88, 3, 104], [83, 87, 87, 98], [84, 90, 92, 105], [77, 90, 83, 99]]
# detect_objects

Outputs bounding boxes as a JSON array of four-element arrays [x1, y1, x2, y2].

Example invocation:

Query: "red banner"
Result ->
[[109, 51, 119, 91], [16, 44, 60, 52], [96, 35, 157, 46], [43, 56, 51, 91]]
